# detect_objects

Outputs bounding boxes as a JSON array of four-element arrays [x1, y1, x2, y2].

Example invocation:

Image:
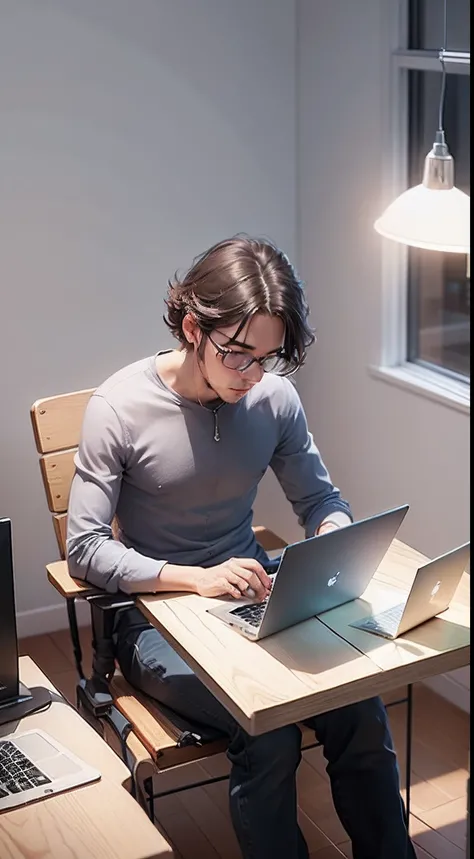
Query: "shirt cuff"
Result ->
[[115, 551, 168, 594]]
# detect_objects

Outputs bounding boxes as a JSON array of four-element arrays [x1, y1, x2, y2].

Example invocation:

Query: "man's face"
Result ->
[[198, 313, 286, 403]]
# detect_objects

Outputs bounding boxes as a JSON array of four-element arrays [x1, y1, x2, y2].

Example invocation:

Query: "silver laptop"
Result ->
[[207, 505, 409, 641], [351, 542, 470, 640], [0, 729, 100, 812]]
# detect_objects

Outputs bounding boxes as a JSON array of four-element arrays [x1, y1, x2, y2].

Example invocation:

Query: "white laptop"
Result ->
[[351, 542, 470, 640], [0, 729, 100, 812]]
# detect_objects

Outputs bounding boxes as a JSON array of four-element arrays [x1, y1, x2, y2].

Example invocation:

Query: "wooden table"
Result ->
[[138, 539, 470, 736], [0, 657, 175, 859]]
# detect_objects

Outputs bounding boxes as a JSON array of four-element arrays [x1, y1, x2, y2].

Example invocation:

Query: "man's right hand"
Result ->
[[194, 557, 272, 601]]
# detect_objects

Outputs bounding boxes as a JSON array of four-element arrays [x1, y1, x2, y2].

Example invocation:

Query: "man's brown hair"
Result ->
[[164, 235, 315, 372]]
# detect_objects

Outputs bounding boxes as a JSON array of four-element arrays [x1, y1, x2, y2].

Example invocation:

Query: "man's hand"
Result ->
[[316, 513, 352, 537], [194, 557, 272, 600], [316, 521, 341, 536]]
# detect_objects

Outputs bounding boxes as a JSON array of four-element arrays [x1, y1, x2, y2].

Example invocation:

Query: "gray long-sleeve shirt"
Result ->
[[66, 353, 352, 593]]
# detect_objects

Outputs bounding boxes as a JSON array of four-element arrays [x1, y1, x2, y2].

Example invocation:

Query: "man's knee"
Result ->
[[348, 695, 388, 725], [324, 695, 389, 731], [310, 696, 395, 765], [230, 724, 302, 777]]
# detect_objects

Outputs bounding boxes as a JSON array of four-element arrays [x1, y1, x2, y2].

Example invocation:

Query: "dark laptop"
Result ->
[[0, 518, 51, 721], [0, 519, 24, 710], [0, 518, 100, 811]]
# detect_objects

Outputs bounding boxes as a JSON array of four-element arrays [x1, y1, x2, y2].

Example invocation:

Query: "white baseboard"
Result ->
[[423, 673, 470, 714], [17, 600, 91, 639]]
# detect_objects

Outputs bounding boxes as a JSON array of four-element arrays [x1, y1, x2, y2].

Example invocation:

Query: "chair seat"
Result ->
[[110, 674, 228, 769]]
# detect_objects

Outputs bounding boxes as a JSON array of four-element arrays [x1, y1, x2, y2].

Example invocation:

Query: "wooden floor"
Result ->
[[19, 627, 469, 859]]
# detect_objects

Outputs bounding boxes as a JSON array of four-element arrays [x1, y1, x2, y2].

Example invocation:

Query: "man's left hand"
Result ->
[[316, 512, 352, 536], [316, 521, 341, 536]]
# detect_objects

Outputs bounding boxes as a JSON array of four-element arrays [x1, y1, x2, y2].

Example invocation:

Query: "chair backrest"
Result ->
[[31, 387, 288, 561], [31, 389, 95, 558]]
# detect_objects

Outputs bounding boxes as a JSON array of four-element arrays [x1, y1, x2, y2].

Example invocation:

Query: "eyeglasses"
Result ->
[[207, 334, 297, 376]]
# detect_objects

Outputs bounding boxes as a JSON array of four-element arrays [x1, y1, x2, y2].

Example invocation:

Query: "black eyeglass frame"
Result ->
[[206, 332, 300, 377]]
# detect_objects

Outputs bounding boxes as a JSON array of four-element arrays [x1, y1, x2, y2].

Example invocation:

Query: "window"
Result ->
[[406, 0, 470, 382], [409, 0, 470, 52], [381, 0, 471, 397]]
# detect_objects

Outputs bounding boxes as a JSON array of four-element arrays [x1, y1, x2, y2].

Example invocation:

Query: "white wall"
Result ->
[[296, 0, 470, 710], [0, 0, 297, 634]]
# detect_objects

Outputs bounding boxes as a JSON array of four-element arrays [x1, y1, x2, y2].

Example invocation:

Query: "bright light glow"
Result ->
[[374, 184, 470, 253]]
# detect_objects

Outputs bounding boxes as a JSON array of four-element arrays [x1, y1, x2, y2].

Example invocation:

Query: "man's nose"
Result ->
[[243, 361, 265, 383]]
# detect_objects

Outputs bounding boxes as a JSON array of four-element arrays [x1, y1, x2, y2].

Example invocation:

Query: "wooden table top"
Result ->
[[138, 539, 470, 735], [0, 657, 174, 859]]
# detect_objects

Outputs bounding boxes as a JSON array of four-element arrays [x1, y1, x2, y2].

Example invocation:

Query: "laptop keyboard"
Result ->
[[358, 603, 406, 636], [0, 740, 51, 798], [229, 598, 268, 627], [228, 569, 277, 628]]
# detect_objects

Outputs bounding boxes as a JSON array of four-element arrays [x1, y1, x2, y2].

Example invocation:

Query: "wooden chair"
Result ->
[[30, 386, 319, 815]]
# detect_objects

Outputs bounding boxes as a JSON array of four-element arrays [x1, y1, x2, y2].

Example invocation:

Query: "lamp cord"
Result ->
[[438, 0, 448, 131]]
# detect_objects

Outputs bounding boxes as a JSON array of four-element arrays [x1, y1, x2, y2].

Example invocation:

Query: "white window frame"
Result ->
[[372, 0, 470, 415]]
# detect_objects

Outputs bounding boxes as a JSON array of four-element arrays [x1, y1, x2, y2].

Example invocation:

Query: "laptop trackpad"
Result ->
[[43, 755, 82, 779], [14, 733, 58, 760], [14, 733, 82, 777]]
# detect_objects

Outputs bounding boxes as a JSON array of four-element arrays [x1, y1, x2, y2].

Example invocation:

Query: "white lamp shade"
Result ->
[[374, 184, 470, 253]]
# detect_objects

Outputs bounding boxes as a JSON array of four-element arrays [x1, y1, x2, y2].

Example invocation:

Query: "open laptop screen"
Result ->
[[0, 519, 19, 705]]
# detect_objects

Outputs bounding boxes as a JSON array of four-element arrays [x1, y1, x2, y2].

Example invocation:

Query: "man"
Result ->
[[67, 236, 415, 859]]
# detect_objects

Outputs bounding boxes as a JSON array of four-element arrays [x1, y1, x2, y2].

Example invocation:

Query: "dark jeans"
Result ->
[[115, 607, 416, 859]]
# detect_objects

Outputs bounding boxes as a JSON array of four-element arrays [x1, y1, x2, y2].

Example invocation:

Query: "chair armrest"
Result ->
[[252, 525, 288, 552], [46, 560, 101, 599], [47, 526, 287, 600]]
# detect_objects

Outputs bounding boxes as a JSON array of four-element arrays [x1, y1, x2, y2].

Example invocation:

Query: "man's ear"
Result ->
[[182, 312, 202, 348]]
